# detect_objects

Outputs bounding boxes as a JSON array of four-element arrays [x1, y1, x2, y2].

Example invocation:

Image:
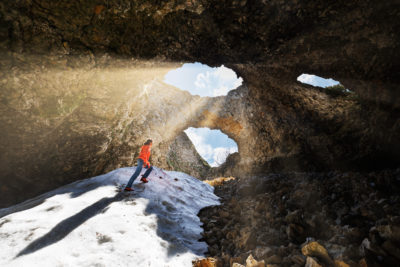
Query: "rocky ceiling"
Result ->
[[0, 0, 399, 207]]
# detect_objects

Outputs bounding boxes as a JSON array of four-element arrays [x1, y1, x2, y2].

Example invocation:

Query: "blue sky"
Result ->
[[164, 62, 243, 97], [297, 74, 340, 87], [184, 127, 238, 167]]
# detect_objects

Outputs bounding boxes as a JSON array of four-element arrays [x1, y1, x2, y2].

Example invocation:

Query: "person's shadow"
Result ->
[[16, 192, 124, 257]]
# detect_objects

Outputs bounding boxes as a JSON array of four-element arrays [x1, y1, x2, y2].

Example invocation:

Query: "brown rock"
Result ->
[[193, 257, 221, 267], [219, 210, 230, 218], [265, 255, 281, 264], [305, 257, 322, 267], [94, 5, 105, 15], [226, 230, 237, 240], [230, 257, 244, 267], [359, 258, 368, 267], [285, 210, 303, 224], [238, 228, 257, 250], [245, 254, 265, 267], [376, 225, 400, 242], [253, 246, 273, 260], [302, 241, 333, 266], [286, 223, 305, 243], [290, 254, 306, 265]]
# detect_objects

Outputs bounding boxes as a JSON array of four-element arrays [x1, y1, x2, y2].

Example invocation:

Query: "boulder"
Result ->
[[253, 246, 273, 260], [230, 257, 244, 267], [193, 257, 221, 267], [305, 257, 322, 267], [302, 241, 333, 266], [290, 254, 306, 266], [245, 254, 265, 267]]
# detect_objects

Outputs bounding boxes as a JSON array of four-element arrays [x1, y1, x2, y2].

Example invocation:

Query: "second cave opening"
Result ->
[[184, 127, 238, 167]]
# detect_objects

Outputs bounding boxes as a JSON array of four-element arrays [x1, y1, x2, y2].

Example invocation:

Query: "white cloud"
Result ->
[[211, 146, 238, 167], [185, 128, 213, 161], [210, 65, 242, 96], [214, 66, 235, 80], [194, 72, 210, 89], [297, 74, 316, 84], [212, 85, 229, 97], [192, 65, 242, 97], [184, 128, 238, 167]]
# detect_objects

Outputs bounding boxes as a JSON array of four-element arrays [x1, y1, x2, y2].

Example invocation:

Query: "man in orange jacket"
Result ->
[[124, 139, 153, 191]]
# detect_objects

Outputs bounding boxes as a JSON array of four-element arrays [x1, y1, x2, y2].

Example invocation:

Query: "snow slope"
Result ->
[[0, 167, 219, 267]]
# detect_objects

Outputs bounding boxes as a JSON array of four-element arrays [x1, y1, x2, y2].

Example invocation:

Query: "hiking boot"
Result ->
[[124, 187, 134, 191], [140, 177, 149, 183]]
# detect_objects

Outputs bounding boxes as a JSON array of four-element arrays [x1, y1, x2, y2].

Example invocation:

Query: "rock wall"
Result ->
[[0, 1, 399, 207], [167, 132, 211, 179]]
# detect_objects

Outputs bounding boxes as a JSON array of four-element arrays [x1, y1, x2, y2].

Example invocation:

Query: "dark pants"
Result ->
[[126, 159, 153, 188]]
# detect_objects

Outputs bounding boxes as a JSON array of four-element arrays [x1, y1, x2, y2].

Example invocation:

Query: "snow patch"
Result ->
[[0, 167, 219, 267]]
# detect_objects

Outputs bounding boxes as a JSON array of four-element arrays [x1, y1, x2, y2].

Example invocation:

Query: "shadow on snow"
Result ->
[[16, 193, 123, 257], [13, 168, 207, 260]]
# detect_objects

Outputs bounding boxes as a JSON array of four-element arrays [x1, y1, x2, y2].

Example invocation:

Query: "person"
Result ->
[[124, 139, 153, 191]]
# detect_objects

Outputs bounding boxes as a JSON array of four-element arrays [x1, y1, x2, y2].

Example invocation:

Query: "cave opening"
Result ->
[[297, 74, 340, 88], [163, 62, 243, 97], [297, 73, 353, 96], [184, 127, 238, 167], [297, 73, 354, 92]]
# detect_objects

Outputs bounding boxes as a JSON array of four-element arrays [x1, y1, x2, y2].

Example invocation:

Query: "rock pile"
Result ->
[[198, 169, 400, 266]]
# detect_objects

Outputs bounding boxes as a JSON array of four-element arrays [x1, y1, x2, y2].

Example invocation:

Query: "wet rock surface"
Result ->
[[198, 169, 400, 267]]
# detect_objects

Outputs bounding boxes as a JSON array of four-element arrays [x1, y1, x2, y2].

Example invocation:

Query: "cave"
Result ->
[[0, 1, 399, 266]]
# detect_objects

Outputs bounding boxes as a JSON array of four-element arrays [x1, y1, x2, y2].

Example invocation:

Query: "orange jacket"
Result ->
[[138, 144, 151, 167]]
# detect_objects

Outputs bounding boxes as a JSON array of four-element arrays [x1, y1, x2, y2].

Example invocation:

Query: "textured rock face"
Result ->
[[0, 1, 399, 206], [167, 132, 211, 179]]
